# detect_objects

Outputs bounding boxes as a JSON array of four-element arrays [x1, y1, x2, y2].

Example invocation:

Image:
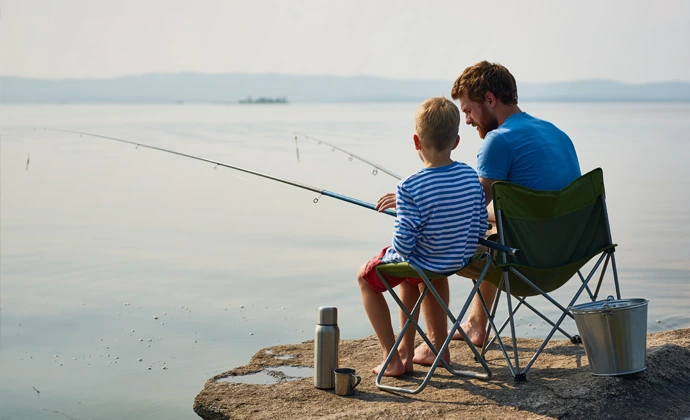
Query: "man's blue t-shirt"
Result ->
[[477, 112, 581, 190]]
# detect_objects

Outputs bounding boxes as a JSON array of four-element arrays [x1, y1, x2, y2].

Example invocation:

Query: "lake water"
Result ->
[[1, 102, 689, 419]]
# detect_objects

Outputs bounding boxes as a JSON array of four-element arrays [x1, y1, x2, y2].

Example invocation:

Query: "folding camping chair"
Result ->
[[477, 168, 621, 381], [373, 243, 513, 394]]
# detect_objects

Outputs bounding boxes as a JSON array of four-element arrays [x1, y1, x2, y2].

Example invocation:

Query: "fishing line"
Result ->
[[293, 132, 403, 180], [40, 128, 397, 217], [294, 135, 300, 163], [39, 128, 513, 254]]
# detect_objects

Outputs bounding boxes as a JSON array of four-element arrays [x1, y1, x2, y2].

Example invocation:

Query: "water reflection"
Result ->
[[216, 366, 314, 385]]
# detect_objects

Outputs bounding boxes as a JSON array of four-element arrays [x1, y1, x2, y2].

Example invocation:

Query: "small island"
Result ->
[[239, 96, 288, 104]]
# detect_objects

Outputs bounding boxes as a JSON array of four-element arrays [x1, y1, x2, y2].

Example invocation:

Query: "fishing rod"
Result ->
[[40, 128, 515, 255], [293, 132, 403, 180], [40, 128, 397, 217]]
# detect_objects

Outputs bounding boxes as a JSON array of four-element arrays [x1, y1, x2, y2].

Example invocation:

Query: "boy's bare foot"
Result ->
[[372, 357, 407, 377], [412, 345, 450, 366], [450, 321, 486, 346]]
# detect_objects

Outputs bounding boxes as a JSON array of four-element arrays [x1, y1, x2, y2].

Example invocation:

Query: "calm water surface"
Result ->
[[1, 103, 689, 419]]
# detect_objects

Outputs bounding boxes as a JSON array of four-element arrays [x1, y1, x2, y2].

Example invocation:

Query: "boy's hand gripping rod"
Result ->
[[41, 128, 517, 256]]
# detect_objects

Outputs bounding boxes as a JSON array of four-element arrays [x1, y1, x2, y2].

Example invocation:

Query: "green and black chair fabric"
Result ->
[[373, 251, 497, 394], [479, 167, 621, 381]]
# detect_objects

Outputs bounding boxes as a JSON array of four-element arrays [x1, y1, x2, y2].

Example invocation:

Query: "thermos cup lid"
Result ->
[[318, 306, 338, 325]]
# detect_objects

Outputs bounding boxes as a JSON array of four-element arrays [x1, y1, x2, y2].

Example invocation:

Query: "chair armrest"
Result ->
[[479, 238, 519, 256]]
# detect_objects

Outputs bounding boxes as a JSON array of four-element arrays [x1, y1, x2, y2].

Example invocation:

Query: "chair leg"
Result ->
[[485, 299, 523, 349], [515, 297, 576, 341], [497, 254, 609, 379], [478, 277, 519, 378], [610, 251, 621, 299], [375, 260, 493, 394], [375, 281, 434, 394], [480, 281, 505, 356], [503, 274, 523, 380], [480, 284, 499, 352], [592, 252, 611, 300], [578, 269, 595, 301]]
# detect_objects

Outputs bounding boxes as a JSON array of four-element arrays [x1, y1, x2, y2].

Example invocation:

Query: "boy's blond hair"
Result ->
[[415, 97, 460, 152]]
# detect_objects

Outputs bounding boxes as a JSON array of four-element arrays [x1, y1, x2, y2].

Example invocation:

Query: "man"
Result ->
[[377, 60, 581, 365]]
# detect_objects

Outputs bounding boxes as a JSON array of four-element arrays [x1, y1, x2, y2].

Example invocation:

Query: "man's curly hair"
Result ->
[[451, 61, 518, 105]]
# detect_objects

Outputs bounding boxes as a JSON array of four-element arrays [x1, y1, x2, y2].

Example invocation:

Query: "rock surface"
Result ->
[[194, 329, 690, 419]]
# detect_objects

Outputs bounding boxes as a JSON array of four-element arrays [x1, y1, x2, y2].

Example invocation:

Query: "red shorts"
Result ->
[[361, 247, 424, 293]]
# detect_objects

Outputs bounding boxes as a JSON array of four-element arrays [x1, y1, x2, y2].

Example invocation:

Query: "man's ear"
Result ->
[[451, 135, 460, 150], [485, 91, 497, 108], [413, 134, 421, 150]]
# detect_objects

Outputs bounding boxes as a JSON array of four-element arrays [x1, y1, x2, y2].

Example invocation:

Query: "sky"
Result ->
[[1, 0, 689, 83]]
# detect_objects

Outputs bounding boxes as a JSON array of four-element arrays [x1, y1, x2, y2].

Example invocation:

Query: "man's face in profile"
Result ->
[[459, 94, 499, 139]]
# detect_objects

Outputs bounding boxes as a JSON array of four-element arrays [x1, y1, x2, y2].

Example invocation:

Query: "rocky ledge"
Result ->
[[194, 329, 690, 419]]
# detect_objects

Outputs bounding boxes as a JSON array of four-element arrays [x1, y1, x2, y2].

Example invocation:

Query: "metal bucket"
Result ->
[[569, 296, 649, 376]]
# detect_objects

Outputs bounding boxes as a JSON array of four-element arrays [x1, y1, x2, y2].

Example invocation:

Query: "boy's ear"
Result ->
[[451, 135, 460, 150], [413, 134, 422, 150]]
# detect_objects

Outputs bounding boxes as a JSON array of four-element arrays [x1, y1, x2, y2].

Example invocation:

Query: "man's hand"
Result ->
[[376, 192, 397, 212]]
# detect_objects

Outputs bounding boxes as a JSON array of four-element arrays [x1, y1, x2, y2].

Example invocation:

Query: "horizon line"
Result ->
[[1, 72, 689, 86]]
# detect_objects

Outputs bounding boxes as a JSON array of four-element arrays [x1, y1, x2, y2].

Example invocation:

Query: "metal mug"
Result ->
[[334, 368, 361, 396]]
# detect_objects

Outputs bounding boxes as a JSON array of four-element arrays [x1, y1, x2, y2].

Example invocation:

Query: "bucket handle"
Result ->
[[602, 295, 620, 373]]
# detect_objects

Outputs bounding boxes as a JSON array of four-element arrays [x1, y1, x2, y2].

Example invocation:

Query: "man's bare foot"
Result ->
[[399, 350, 415, 374], [450, 321, 486, 346], [372, 357, 407, 377], [412, 344, 451, 366]]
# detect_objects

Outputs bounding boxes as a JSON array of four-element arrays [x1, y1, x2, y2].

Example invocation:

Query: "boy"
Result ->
[[357, 97, 488, 377]]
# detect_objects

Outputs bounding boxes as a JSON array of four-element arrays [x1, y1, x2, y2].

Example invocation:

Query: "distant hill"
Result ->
[[1, 73, 689, 103]]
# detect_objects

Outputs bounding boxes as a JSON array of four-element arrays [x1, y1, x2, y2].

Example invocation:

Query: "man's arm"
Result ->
[[479, 176, 498, 224]]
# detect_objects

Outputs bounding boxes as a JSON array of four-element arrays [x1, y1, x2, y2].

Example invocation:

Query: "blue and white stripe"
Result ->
[[382, 161, 488, 274]]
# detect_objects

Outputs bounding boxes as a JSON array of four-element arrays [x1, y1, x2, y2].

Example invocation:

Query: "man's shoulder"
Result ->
[[487, 113, 569, 147], [503, 112, 565, 134]]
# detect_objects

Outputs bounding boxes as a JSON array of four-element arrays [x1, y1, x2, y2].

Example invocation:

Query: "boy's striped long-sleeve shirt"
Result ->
[[382, 161, 488, 274]]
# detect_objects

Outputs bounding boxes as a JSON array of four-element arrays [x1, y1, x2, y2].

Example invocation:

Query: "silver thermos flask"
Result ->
[[314, 306, 340, 389]]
